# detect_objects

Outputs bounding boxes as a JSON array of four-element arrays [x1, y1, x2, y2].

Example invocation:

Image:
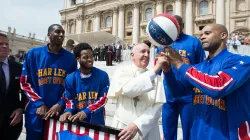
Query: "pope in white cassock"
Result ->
[[108, 43, 167, 140]]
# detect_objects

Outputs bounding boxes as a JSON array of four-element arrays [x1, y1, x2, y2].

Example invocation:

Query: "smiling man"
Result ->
[[20, 24, 77, 140], [59, 42, 110, 125], [162, 24, 250, 139], [108, 43, 166, 140]]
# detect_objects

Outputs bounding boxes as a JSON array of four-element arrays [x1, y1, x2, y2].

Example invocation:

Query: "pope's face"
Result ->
[[131, 44, 150, 69]]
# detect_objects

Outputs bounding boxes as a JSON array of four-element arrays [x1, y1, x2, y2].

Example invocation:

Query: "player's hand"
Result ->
[[118, 123, 139, 140], [44, 104, 62, 120], [69, 111, 87, 122], [10, 108, 23, 126], [162, 61, 171, 72], [59, 112, 72, 122], [161, 47, 184, 69], [36, 104, 49, 119]]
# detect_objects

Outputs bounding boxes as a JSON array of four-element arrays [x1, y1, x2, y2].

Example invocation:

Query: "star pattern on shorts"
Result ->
[[239, 61, 244, 65], [232, 67, 237, 70]]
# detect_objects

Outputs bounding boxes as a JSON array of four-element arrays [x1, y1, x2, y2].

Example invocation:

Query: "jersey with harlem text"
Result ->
[[164, 48, 250, 139], [57, 130, 93, 140], [163, 33, 206, 102], [20, 45, 77, 131], [63, 67, 109, 125]]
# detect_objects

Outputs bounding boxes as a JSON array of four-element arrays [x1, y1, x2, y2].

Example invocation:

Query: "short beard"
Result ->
[[80, 63, 92, 70]]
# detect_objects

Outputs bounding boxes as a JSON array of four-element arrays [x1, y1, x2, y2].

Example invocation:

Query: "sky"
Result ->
[[0, 0, 64, 40]]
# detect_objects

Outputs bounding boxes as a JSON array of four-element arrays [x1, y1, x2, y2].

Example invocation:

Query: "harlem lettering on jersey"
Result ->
[[37, 68, 67, 86], [193, 88, 226, 111], [75, 91, 99, 110]]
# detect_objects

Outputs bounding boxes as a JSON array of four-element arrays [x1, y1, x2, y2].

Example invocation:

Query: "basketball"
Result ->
[[146, 14, 180, 46]]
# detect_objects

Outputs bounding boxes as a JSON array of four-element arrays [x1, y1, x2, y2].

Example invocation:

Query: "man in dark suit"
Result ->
[[0, 33, 25, 140], [116, 42, 122, 62]]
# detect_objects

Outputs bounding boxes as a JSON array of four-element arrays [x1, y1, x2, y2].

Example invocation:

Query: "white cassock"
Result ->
[[108, 64, 166, 140]]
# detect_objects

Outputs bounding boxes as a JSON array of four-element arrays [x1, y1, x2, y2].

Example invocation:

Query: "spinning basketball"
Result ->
[[146, 14, 180, 46]]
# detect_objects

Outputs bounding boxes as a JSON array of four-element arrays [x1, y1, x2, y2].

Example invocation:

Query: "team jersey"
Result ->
[[164, 48, 250, 139], [56, 130, 93, 140], [164, 33, 206, 102], [63, 67, 109, 125], [20, 45, 77, 131]]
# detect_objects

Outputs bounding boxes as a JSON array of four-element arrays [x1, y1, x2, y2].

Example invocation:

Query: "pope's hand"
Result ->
[[154, 55, 169, 74], [118, 123, 139, 140], [161, 47, 184, 69]]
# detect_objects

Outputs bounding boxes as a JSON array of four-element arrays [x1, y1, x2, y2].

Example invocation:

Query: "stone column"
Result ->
[[94, 12, 101, 32], [118, 5, 125, 40], [76, 14, 83, 34], [156, 0, 163, 14], [112, 7, 118, 36], [64, 0, 68, 9], [66, 20, 71, 35], [185, 0, 193, 35], [175, 0, 182, 17], [61, 19, 67, 34], [216, 0, 225, 25], [132, 2, 140, 45]]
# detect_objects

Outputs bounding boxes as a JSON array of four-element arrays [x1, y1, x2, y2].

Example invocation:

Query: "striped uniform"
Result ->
[[161, 33, 205, 140], [20, 45, 77, 139], [164, 48, 250, 139], [63, 68, 109, 125]]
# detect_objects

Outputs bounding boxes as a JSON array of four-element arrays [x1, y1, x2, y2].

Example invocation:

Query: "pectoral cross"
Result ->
[[133, 96, 140, 107]]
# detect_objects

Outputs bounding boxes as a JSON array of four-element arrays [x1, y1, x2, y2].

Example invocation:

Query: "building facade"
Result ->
[[60, 0, 250, 45], [0, 27, 46, 59]]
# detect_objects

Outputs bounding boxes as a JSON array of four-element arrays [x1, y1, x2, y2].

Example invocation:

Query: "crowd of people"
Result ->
[[92, 42, 123, 63], [0, 14, 250, 140], [227, 31, 249, 49]]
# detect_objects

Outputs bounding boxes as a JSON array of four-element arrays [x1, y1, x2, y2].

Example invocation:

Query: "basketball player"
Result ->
[[161, 15, 205, 140], [20, 24, 77, 140]]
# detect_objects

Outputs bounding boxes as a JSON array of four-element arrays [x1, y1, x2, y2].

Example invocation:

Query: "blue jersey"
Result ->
[[164, 33, 205, 102], [164, 48, 250, 139], [20, 45, 77, 131], [57, 130, 93, 140], [63, 67, 109, 125]]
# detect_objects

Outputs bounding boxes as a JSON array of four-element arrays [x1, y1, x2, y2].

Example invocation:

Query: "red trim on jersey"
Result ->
[[186, 67, 233, 91], [88, 94, 108, 112], [20, 75, 41, 102], [62, 97, 74, 109], [238, 121, 250, 140]]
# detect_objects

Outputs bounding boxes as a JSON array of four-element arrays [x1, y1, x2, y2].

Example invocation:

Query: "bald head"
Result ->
[[131, 43, 150, 69], [200, 24, 229, 53], [208, 24, 228, 34], [204, 24, 228, 42]]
